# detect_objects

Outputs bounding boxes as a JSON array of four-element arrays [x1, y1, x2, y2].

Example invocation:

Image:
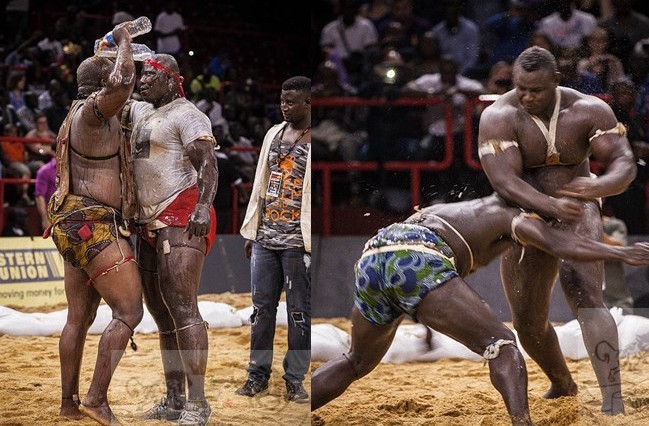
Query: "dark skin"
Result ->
[[311, 195, 649, 425], [243, 87, 311, 259], [57, 26, 143, 426], [136, 53, 217, 407], [478, 52, 636, 414]]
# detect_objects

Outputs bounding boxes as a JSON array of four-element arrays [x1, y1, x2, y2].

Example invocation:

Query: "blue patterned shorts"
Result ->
[[354, 223, 459, 325]]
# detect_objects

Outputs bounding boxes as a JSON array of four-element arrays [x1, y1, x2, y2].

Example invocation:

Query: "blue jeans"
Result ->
[[247, 242, 311, 384]]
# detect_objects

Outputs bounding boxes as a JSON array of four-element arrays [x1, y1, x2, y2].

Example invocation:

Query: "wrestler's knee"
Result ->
[[167, 303, 201, 326], [114, 304, 144, 330], [66, 304, 98, 329], [346, 351, 380, 379], [146, 302, 171, 322]]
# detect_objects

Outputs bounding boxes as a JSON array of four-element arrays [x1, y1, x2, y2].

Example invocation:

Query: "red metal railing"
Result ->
[[1, 136, 55, 232], [312, 94, 624, 235], [312, 96, 456, 235]]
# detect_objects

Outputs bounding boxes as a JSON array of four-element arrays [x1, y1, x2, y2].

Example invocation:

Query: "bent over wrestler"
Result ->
[[311, 194, 649, 425], [46, 26, 143, 425]]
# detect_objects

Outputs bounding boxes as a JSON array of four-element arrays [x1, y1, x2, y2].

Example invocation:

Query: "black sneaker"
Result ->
[[178, 400, 211, 426], [285, 381, 309, 403], [235, 379, 269, 397], [140, 395, 184, 420]]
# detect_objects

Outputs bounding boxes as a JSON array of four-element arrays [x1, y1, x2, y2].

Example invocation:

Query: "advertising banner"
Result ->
[[0, 237, 66, 307]]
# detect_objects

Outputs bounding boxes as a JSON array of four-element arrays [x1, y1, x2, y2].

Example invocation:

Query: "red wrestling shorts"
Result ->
[[140, 185, 217, 254]]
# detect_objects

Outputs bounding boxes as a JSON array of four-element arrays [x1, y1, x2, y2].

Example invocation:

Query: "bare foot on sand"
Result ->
[[543, 380, 578, 399], [79, 402, 121, 425], [59, 398, 84, 420]]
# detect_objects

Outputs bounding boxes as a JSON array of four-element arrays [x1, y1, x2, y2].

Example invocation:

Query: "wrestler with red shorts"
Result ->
[[126, 54, 218, 425]]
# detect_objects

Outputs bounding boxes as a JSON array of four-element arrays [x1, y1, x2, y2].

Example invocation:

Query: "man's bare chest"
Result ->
[[516, 112, 591, 168]]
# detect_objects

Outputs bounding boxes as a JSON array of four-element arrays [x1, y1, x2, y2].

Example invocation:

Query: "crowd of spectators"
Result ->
[[312, 0, 649, 234], [0, 0, 308, 235]]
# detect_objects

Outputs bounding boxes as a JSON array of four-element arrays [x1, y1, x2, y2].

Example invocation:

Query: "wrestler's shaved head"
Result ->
[[150, 53, 180, 74], [514, 46, 557, 74], [76, 56, 114, 99]]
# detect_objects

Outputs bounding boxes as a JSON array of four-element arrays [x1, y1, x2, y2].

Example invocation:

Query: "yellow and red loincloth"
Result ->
[[47, 194, 127, 269]]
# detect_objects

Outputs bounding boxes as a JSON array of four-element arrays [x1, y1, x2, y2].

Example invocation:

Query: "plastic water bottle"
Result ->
[[104, 16, 152, 47], [94, 16, 152, 54], [94, 42, 155, 61]]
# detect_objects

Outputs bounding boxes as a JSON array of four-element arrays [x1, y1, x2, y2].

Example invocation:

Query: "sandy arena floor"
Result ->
[[4, 294, 649, 425], [0, 293, 310, 425], [311, 318, 649, 426]]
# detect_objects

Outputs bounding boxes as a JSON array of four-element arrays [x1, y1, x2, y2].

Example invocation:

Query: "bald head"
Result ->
[[151, 53, 180, 74], [76, 56, 114, 99], [139, 53, 185, 106]]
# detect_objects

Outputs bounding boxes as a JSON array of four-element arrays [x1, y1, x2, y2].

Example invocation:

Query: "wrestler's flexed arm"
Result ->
[[558, 100, 636, 200], [512, 214, 649, 266], [478, 104, 583, 222], [81, 26, 135, 125], [185, 137, 218, 238]]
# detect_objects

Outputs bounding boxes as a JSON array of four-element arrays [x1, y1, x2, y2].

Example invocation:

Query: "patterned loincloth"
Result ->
[[48, 194, 125, 269], [354, 223, 459, 325]]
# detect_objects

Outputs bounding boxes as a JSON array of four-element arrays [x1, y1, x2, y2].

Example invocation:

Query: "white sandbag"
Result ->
[[133, 308, 158, 334], [381, 324, 437, 364], [554, 317, 587, 360], [413, 329, 483, 362], [311, 323, 351, 362], [198, 301, 243, 328], [617, 312, 649, 356], [0, 301, 245, 336], [0, 306, 63, 336], [87, 304, 116, 334]]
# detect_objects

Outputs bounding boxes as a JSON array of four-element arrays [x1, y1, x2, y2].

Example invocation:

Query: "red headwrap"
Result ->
[[143, 58, 185, 97]]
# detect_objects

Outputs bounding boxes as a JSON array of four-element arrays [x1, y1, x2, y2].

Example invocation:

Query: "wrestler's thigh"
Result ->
[[136, 234, 157, 271], [501, 245, 559, 319], [63, 262, 101, 323], [136, 236, 163, 308], [560, 202, 604, 304], [349, 307, 401, 366], [566, 201, 603, 240], [416, 277, 514, 354], [85, 239, 142, 314], [156, 227, 205, 306]]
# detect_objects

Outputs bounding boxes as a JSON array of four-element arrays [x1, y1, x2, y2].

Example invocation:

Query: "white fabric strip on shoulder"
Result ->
[[478, 140, 519, 158], [588, 122, 627, 142]]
